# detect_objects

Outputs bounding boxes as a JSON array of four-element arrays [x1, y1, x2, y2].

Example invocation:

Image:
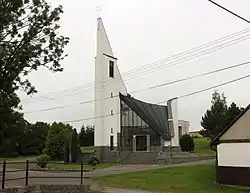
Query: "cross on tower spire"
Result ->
[[96, 5, 102, 18]]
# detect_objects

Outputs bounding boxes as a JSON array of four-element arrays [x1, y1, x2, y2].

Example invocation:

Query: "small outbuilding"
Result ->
[[211, 104, 250, 187]]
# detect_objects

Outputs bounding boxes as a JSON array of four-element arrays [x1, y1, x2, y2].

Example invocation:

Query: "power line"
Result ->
[[62, 73, 250, 124], [23, 60, 250, 114], [21, 28, 250, 103], [178, 73, 250, 99], [208, 0, 250, 24], [137, 61, 250, 92], [22, 33, 250, 105], [21, 30, 250, 102]]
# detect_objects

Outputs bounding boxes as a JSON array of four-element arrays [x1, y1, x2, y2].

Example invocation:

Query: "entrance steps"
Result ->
[[122, 152, 156, 164]]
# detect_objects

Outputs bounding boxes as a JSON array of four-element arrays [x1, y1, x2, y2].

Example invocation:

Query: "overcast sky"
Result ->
[[18, 0, 250, 131]]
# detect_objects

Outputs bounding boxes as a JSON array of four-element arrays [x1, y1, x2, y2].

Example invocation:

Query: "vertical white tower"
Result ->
[[94, 17, 127, 157]]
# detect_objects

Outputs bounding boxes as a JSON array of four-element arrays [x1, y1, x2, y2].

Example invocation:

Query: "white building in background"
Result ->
[[94, 17, 189, 162]]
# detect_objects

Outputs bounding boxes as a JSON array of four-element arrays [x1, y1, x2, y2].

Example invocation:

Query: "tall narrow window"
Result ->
[[111, 92, 113, 98], [111, 128, 113, 134], [111, 110, 113, 115], [109, 61, 114, 78], [110, 135, 114, 150]]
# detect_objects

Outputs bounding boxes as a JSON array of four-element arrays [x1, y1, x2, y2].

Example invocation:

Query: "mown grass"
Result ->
[[193, 137, 216, 156], [93, 164, 250, 193]]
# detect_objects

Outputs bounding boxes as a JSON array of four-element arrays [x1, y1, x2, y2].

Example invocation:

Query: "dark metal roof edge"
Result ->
[[119, 93, 169, 140]]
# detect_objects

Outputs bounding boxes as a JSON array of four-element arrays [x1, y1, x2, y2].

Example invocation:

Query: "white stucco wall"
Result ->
[[94, 18, 185, 149], [178, 120, 190, 135], [164, 98, 179, 147], [217, 143, 250, 167], [94, 18, 127, 147]]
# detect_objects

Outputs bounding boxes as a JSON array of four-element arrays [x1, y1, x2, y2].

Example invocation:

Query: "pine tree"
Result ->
[[64, 140, 69, 163], [200, 91, 244, 139], [70, 129, 78, 163]]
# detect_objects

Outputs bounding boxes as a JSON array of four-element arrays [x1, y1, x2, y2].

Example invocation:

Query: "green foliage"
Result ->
[[18, 122, 49, 155], [43, 122, 72, 160], [36, 154, 50, 168], [70, 129, 78, 163], [0, 0, 69, 157], [1, 0, 69, 95], [179, 134, 194, 152], [64, 139, 70, 163], [0, 112, 28, 157], [200, 90, 244, 139], [226, 102, 244, 124], [79, 125, 94, 146], [0, 139, 20, 157], [88, 150, 100, 166]]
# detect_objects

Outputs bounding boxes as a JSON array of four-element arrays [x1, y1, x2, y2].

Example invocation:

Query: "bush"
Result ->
[[36, 154, 50, 168], [180, 134, 195, 152], [43, 122, 72, 160], [88, 150, 100, 166]]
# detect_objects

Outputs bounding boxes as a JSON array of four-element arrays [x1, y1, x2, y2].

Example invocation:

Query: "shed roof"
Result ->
[[119, 93, 174, 140]]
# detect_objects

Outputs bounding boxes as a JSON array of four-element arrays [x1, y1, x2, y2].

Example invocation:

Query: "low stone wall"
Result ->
[[34, 167, 91, 173], [0, 185, 90, 193]]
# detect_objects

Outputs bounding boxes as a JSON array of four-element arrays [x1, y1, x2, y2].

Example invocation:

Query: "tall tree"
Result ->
[[0, 0, 69, 153], [43, 122, 72, 160], [70, 129, 78, 163], [226, 102, 244, 124], [0, 111, 28, 157], [200, 91, 244, 139], [79, 124, 94, 147], [200, 91, 228, 139], [64, 139, 70, 163], [18, 121, 49, 155], [79, 125, 85, 146]]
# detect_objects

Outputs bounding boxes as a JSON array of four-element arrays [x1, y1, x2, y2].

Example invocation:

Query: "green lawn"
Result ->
[[48, 162, 118, 170], [93, 164, 250, 193], [193, 138, 215, 156]]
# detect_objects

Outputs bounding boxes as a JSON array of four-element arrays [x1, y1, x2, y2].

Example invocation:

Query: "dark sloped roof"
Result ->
[[211, 104, 250, 146], [119, 93, 174, 140]]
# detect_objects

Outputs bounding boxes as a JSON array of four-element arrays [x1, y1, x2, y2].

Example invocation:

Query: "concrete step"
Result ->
[[123, 152, 155, 164]]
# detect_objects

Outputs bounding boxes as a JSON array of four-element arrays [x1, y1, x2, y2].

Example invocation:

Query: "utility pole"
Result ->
[[167, 97, 177, 164]]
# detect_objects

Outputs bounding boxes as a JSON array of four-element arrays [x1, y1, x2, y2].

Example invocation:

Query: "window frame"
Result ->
[[110, 135, 114, 151], [109, 60, 114, 78]]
